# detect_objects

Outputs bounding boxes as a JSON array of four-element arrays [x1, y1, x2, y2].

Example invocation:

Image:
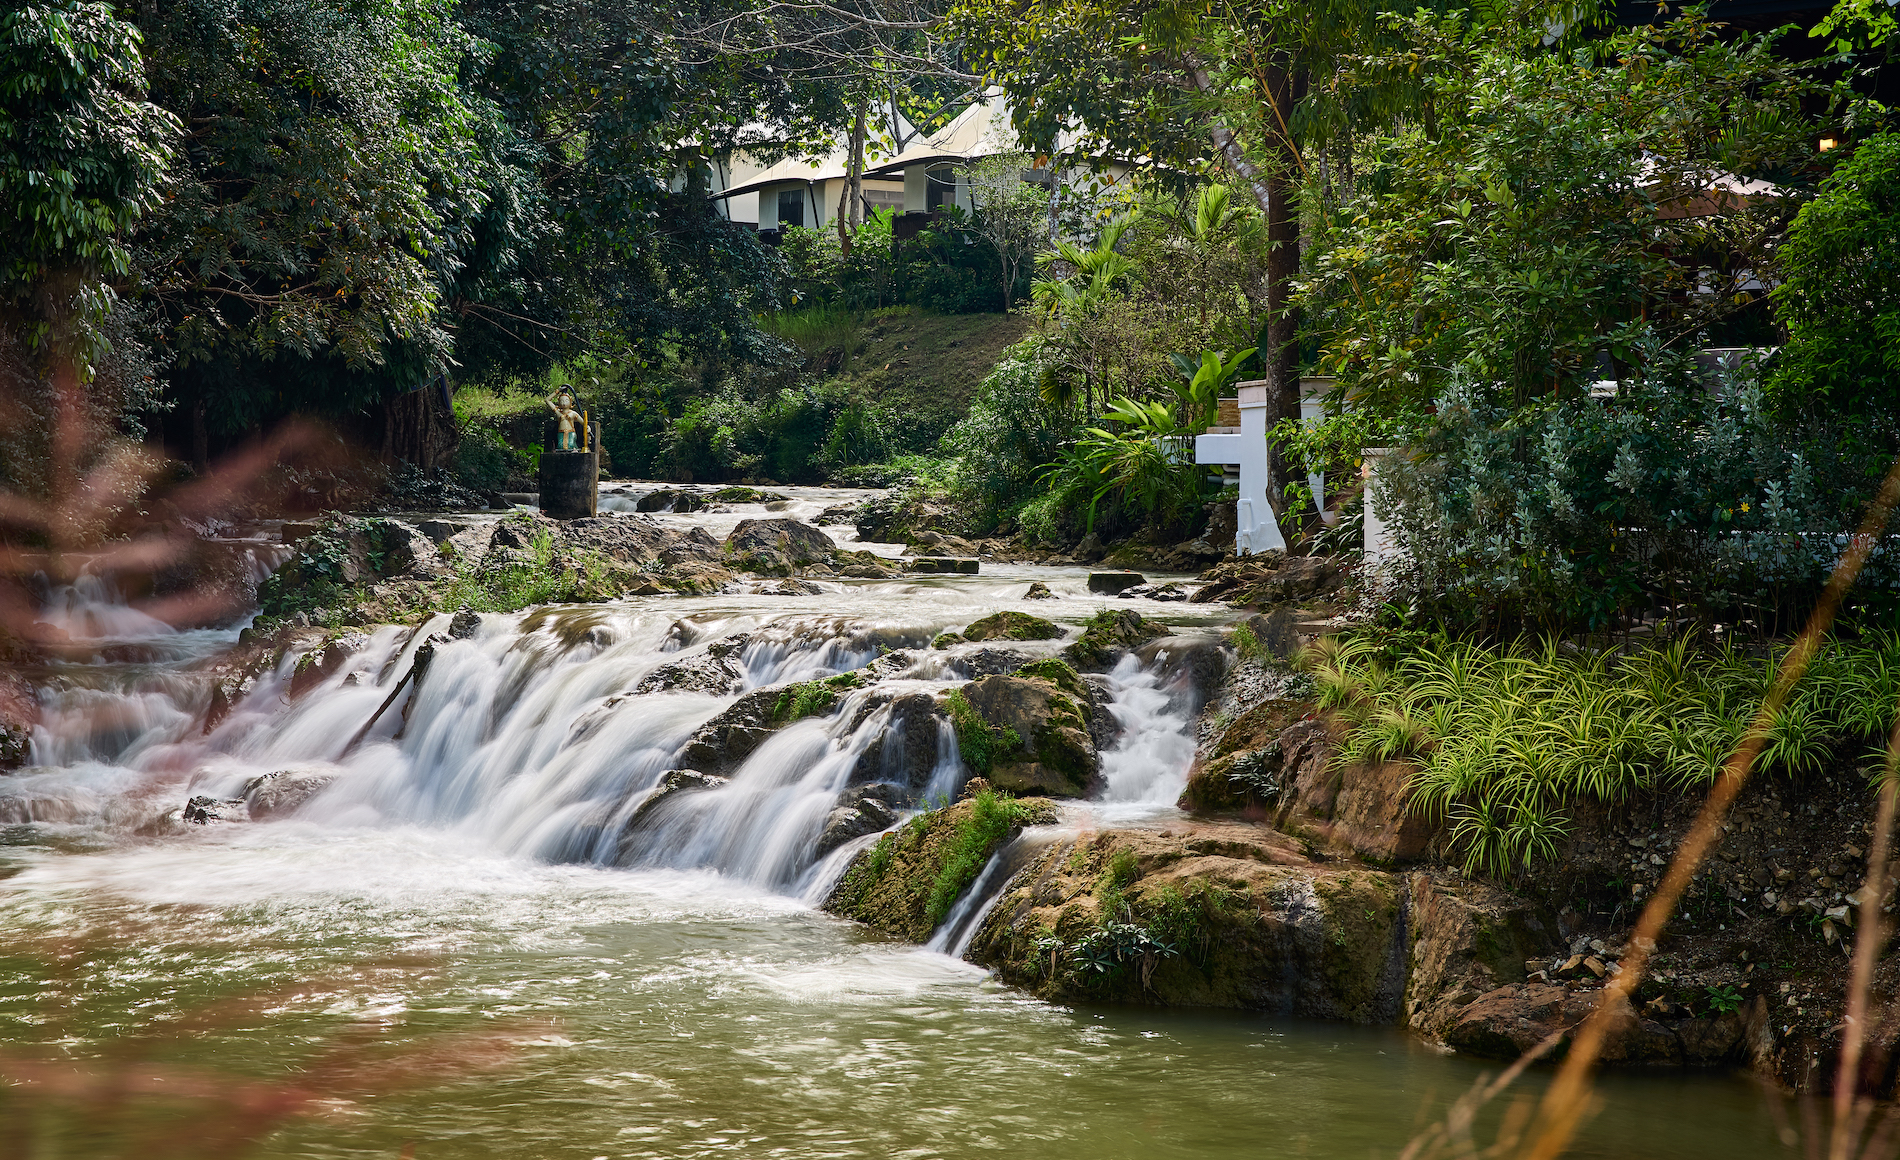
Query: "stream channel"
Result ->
[[2, 486, 1789, 1157]]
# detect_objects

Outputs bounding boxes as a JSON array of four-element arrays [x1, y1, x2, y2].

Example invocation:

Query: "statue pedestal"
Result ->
[[538, 448, 597, 519]]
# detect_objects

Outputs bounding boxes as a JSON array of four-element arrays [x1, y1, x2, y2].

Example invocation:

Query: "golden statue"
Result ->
[[546, 388, 589, 452]]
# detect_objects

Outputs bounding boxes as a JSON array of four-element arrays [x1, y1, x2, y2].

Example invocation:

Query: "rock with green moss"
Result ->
[[967, 821, 1407, 1020], [961, 611, 1063, 643], [825, 791, 1060, 941], [1061, 609, 1168, 671], [953, 673, 1100, 797], [723, 518, 836, 575]]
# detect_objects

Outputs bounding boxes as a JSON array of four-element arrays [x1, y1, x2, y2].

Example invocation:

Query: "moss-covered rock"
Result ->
[[952, 673, 1099, 797], [723, 517, 836, 575], [1061, 608, 1168, 671], [961, 611, 1063, 642], [825, 791, 1060, 941], [967, 822, 1407, 1020]]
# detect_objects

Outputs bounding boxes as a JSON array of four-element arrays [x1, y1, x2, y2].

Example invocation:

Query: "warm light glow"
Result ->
[[1820, 137, 1839, 151]]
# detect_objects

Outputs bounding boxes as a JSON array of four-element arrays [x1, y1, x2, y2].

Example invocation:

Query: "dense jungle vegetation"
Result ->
[[3, 0, 1897, 631]]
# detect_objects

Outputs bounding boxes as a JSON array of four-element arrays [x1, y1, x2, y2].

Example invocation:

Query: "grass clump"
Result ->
[[1313, 629, 1900, 879], [772, 671, 864, 724], [945, 687, 1022, 776], [924, 789, 1043, 924]]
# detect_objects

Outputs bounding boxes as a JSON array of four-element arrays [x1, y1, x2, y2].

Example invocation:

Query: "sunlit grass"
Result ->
[[1314, 629, 1900, 878]]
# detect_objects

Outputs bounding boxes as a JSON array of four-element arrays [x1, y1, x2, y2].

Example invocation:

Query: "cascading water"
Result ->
[[0, 492, 1784, 1158]]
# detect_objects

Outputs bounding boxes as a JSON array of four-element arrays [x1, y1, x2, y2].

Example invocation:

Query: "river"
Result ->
[[0, 486, 1789, 1157]]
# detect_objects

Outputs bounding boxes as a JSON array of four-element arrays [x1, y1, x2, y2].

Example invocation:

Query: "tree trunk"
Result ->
[[837, 99, 868, 254], [190, 393, 209, 475], [382, 381, 460, 471]]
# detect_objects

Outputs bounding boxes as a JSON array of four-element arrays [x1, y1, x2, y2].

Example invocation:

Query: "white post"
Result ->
[[1299, 376, 1334, 526], [1233, 382, 1287, 555], [1361, 447, 1399, 576]]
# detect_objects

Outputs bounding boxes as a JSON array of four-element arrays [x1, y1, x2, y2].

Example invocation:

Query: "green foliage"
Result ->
[[1319, 629, 1900, 877], [771, 672, 862, 724], [944, 688, 1022, 777], [1705, 984, 1745, 1014], [1298, 9, 1846, 417], [1051, 394, 1211, 535], [1, 0, 176, 369], [1770, 133, 1900, 421], [1373, 359, 1900, 629], [924, 788, 1042, 924]]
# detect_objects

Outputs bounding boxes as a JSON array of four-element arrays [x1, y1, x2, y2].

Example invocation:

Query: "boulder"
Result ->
[[826, 793, 1061, 942], [632, 633, 752, 697], [0, 668, 39, 771], [1191, 555, 1347, 608], [1061, 609, 1168, 671], [243, 769, 336, 819], [961, 611, 1063, 642], [815, 787, 902, 856], [905, 557, 979, 574], [724, 518, 836, 575], [1024, 582, 1056, 600], [1088, 571, 1145, 594], [182, 795, 248, 824], [1119, 582, 1189, 602], [672, 687, 783, 776], [840, 690, 949, 794], [957, 673, 1100, 798], [618, 769, 728, 848], [1134, 636, 1229, 702], [967, 821, 1406, 1019], [1404, 871, 1559, 1037], [1441, 984, 1688, 1065]]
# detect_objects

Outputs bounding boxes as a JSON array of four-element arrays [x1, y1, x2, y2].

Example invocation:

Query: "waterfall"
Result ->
[[7, 559, 1214, 952]]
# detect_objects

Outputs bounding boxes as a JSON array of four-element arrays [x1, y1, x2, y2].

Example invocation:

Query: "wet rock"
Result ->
[[633, 634, 752, 697], [724, 518, 836, 576], [837, 690, 947, 794], [1088, 571, 1145, 594], [673, 688, 783, 776], [1191, 555, 1346, 608], [968, 822, 1405, 1018], [1119, 582, 1188, 601], [816, 790, 901, 856], [949, 646, 1037, 680], [709, 486, 789, 504], [753, 578, 828, 596], [958, 673, 1100, 798], [618, 769, 729, 844], [182, 795, 249, 824], [1442, 984, 1687, 1065], [1024, 582, 1056, 600], [1135, 636, 1228, 703], [1062, 609, 1168, 672], [1405, 871, 1559, 1037], [448, 608, 482, 639], [905, 557, 979, 574], [961, 611, 1063, 643], [0, 668, 39, 771], [826, 794, 1061, 942], [287, 632, 368, 698], [243, 769, 336, 819]]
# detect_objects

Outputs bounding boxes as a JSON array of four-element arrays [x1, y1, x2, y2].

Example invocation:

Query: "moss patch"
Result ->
[[771, 671, 864, 724], [944, 687, 1020, 776], [1062, 609, 1168, 670], [825, 790, 1059, 940], [1011, 657, 1088, 701], [962, 611, 1063, 643]]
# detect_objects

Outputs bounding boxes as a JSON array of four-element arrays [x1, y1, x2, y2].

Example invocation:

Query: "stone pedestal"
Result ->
[[538, 449, 597, 519]]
